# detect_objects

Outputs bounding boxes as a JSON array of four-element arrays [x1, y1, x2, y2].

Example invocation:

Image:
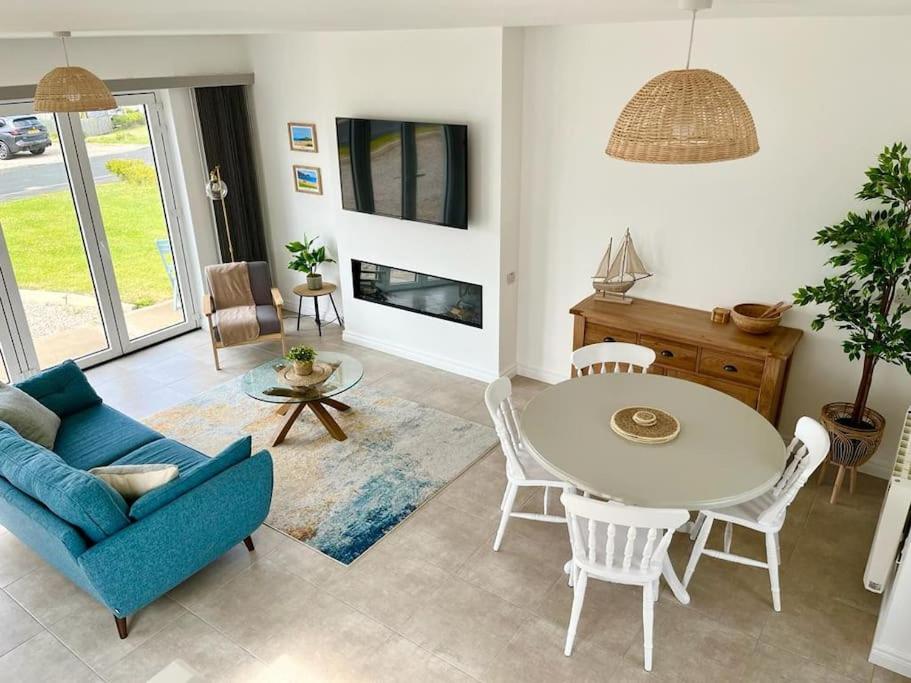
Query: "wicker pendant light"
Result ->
[[606, 0, 758, 164], [34, 32, 116, 113]]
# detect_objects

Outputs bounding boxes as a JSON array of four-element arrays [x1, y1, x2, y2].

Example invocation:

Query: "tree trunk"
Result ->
[[850, 281, 896, 427], [850, 354, 877, 426]]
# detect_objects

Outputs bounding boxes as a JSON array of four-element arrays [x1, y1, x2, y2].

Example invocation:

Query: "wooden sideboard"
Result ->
[[570, 295, 802, 426]]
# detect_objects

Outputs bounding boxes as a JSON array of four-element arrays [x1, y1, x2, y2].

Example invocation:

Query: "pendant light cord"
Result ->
[[53, 31, 73, 67], [685, 9, 697, 69], [61, 35, 70, 66]]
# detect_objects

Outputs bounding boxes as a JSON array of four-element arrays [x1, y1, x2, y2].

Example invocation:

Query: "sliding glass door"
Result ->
[[0, 92, 196, 381]]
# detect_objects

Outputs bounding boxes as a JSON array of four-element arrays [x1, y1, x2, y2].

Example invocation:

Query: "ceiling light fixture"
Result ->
[[34, 31, 116, 113], [606, 0, 759, 164]]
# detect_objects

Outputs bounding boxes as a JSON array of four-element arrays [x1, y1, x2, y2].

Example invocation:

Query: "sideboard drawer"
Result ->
[[699, 349, 765, 387], [667, 369, 759, 408], [639, 334, 698, 372], [583, 322, 638, 346]]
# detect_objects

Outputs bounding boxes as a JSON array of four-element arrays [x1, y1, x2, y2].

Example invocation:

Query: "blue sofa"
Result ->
[[0, 360, 273, 639]]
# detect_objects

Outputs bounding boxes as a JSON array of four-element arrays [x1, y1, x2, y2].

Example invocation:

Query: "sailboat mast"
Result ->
[[620, 228, 630, 282], [593, 238, 612, 279]]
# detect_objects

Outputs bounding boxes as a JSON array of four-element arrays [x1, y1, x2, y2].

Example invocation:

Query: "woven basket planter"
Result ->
[[819, 402, 886, 468]]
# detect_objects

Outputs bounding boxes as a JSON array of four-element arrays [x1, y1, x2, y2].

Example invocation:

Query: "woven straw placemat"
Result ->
[[278, 361, 337, 388], [610, 406, 680, 445]]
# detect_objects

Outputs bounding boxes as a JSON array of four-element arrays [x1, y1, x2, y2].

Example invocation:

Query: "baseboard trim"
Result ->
[[342, 330, 500, 382], [870, 644, 911, 677], [859, 460, 892, 481], [516, 363, 564, 385]]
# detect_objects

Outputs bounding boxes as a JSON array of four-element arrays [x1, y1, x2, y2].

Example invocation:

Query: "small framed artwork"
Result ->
[[293, 165, 323, 195], [288, 122, 318, 152]]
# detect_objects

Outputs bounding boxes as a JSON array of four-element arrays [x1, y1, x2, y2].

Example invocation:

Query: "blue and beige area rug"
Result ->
[[146, 377, 497, 564]]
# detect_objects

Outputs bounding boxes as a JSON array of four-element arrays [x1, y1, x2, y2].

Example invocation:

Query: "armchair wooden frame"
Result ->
[[203, 287, 288, 370]]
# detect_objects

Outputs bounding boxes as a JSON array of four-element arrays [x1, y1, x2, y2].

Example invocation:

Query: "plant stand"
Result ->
[[293, 282, 343, 337], [818, 402, 885, 504]]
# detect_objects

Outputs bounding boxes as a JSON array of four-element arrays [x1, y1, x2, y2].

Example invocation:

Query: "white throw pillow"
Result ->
[[0, 383, 61, 449], [89, 464, 179, 501]]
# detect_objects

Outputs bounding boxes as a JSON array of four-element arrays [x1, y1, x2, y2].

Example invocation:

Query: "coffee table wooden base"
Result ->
[[270, 399, 351, 446]]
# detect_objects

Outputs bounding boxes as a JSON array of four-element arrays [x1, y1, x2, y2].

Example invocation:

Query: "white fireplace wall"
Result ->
[[246, 28, 517, 381]]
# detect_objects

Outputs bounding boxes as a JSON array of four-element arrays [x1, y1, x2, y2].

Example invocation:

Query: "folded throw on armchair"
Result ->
[[205, 262, 260, 345]]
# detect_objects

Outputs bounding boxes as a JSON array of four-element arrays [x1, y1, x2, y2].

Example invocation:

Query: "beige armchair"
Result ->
[[203, 261, 287, 370]]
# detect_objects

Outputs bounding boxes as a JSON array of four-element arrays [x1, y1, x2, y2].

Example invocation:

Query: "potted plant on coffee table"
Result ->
[[794, 142, 911, 503], [286, 235, 336, 290], [286, 344, 317, 376]]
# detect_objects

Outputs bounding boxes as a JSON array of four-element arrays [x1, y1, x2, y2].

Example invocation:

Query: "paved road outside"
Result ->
[[0, 143, 153, 201]]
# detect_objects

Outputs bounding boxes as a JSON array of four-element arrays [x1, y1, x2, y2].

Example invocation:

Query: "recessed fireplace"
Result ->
[[351, 259, 482, 328]]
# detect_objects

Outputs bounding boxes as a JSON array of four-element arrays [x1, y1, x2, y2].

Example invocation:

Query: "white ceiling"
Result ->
[[4, 0, 911, 37]]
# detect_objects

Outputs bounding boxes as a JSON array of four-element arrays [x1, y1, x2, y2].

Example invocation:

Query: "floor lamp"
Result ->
[[205, 165, 236, 262]]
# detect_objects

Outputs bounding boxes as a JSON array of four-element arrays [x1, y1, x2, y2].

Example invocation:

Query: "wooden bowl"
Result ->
[[731, 303, 781, 335]]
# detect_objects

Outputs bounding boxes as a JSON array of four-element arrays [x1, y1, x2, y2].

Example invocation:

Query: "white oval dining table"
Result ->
[[519, 372, 787, 509]]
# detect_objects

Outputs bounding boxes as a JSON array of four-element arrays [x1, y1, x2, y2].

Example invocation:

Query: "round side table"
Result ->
[[293, 282, 343, 336]]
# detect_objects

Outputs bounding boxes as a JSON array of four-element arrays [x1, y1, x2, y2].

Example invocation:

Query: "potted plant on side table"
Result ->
[[286, 235, 336, 290], [794, 142, 911, 504]]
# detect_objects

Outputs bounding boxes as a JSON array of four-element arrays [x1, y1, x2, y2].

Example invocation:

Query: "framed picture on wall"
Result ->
[[293, 165, 323, 195], [288, 122, 318, 152]]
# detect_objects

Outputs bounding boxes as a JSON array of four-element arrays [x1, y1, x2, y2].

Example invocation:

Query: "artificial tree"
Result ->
[[794, 142, 911, 428], [794, 143, 911, 432], [791, 145, 911, 501]]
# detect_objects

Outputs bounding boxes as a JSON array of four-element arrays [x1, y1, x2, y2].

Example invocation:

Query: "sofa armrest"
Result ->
[[271, 287, 283, 308], [129, 436, 251, 520], [77, 450, 273, 618], [202, 294, 214, 317]]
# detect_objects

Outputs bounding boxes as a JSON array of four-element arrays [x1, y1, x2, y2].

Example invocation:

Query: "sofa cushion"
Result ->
[[54, 404, 162, 470], [89, 464, 179, 502], [128, 436, 252, 520], [112, 438, 209, 471], [0, 430, 130, 543], [213, 305, 279, 342], [16, 360, 101, 418], [0, 383, 61, 449]]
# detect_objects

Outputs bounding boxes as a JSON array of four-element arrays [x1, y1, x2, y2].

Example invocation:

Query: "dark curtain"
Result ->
[[194, 85, 268, 263]]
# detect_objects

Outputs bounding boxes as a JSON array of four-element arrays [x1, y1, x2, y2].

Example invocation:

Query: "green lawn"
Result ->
[[0, 181, 173, 306], [85, 126, 149, 145]]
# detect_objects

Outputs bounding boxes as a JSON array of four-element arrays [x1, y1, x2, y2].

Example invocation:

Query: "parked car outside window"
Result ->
[[0, 116, 51, 160]]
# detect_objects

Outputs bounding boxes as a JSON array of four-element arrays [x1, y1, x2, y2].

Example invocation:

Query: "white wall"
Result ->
[[516, 16, 911, 475], [497, 28, 524, 377], [246, 28, 515, 380]]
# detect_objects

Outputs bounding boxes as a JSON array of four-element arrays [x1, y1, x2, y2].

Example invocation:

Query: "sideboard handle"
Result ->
[[660, 350, 674, 358], [602, 336, 616, 343], [723, 364, 738, 373]]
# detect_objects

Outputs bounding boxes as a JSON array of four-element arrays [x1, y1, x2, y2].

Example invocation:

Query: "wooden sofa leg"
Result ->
[[115, 616, 128, 639], [243, 536, 255, 552]]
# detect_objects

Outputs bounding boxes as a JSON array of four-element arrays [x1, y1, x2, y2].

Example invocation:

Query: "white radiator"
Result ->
[[865, 406, 911, 593]]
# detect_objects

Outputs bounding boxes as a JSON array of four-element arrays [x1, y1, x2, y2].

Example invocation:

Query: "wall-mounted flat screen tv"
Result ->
[[336, 117, 468, 229]]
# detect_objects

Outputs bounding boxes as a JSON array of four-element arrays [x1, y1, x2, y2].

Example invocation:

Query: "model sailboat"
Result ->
[[592, 228, 652, 304]]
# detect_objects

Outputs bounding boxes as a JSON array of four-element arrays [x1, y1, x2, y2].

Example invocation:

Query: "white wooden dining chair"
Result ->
[[484, 377, 573, 551], [571, 342, 656, 376], [561, 492, 690, 671], [683, 416, 830, 612]]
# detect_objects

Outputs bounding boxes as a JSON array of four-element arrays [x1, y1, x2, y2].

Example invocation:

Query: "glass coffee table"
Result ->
[[242, 351, 364, 446]]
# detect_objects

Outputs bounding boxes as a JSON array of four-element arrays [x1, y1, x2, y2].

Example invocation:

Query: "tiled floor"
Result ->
[[0, 316, 904, 682]]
